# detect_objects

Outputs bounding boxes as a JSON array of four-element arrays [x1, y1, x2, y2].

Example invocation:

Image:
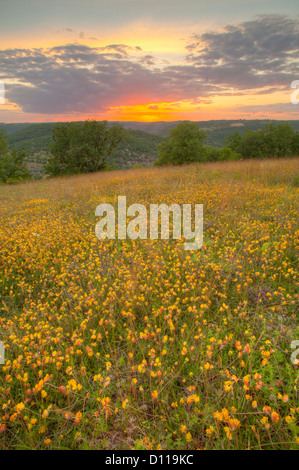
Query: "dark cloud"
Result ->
[[139, 55, 155, 63], [0, 15, 298, 115], [185, 15, 299, 89], [0, 44, 215, 114]]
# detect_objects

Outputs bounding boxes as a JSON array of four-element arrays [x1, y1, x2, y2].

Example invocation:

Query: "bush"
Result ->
[[217, 147, 241, 161], [203, 146, 219, 162]]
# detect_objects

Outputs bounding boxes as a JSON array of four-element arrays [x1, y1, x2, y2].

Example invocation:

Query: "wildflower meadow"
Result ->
[[0, 158, 298, 450]]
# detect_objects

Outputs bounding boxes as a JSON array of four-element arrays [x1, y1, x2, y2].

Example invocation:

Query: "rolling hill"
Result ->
[[1, 119, 299, 176]]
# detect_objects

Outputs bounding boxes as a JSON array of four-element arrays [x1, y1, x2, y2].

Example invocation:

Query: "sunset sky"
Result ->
[[0, 0, 298, 122]]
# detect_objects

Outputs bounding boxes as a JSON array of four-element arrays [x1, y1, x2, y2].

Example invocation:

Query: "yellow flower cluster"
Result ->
[[0, 158, 298, 449]]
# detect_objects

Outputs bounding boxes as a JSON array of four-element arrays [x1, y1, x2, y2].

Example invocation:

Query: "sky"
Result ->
[[0, 0, 298, 122]]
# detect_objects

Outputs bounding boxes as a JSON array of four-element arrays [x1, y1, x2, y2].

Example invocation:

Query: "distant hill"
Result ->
[[0, 122, 164, 175], [1, 119, 299, 176], [5, 123, 55, 154], [0, 122, 34, 134], [109, 129, 163, 168]]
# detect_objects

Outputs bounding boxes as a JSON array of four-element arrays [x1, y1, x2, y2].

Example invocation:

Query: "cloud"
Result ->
[[0, 44, 215, 114], [0, 15, 298, 116], [138, 55, 156, 66]]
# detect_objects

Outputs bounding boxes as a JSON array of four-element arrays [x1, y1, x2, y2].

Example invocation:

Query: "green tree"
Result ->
[[46, 120, 127, 176], [262, 123, 295, 157], [224, 131, 243, 151], [0, 129, 31, 183], [216, 147, 240, 161], [235, 130, 266, 159], [155, 121, 207, 166]]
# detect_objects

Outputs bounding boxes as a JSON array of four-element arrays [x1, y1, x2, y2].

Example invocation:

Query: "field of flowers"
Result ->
[[0, 158, 298, 450]]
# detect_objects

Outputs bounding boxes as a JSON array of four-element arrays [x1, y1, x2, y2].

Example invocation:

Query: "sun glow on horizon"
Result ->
[[103, 87, 295, 122]]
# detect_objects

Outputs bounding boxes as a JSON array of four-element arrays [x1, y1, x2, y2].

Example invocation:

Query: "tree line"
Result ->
[[154, 121, 299, 166], [0, 120, 298, 183]]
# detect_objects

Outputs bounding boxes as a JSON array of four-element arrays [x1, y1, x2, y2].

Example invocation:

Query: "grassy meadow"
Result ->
[[0, 158, 298, 450]]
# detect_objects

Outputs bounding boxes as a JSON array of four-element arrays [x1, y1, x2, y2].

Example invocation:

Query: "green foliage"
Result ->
[[216, 147, 241, 161], [45, 120, 127, 176], [224, 131, 243, 151], [203, 145, 241, 162], [202, 146, 219, 162], [0, 129, 31, 183], [7, 123, 55, 154], [3, 120, 299, 175], [291, 133, 299, 155], [155, 121, 207, 166], [0, 128, 9, 156], [225, 123, 299, 159]]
